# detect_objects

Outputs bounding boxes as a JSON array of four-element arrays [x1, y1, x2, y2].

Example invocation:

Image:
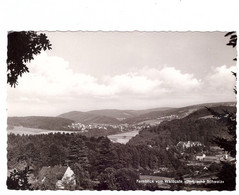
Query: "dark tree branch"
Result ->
[[7, 31, 52, 87]]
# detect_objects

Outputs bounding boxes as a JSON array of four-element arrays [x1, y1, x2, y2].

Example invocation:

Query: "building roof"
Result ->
[[62, 166, 75, 180], [56, 166, 76, 189], [38, 165, 67, 181]]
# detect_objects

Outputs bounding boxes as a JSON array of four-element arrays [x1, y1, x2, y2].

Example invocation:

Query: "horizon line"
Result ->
[[7, 101, 236, 117]]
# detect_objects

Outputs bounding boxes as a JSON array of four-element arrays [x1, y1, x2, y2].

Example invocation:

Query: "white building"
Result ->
[[56, 166, 76, 189], [196, 154, 206, 161]]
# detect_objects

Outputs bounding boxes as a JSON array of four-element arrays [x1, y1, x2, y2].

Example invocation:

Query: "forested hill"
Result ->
[[58, 102, 234, 125], [58, 111, 120, 124], [87, 107, 173, 119], [8, 102, 235, 129], [58, 108, 173, 124], [122, 102, 235, 124], [7, 116, 74, 130], [128, 106, 236, 147]]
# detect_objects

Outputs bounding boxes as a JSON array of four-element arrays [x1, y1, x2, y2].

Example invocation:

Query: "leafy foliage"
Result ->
[[7, 31, 52, 87], [206, 107, 236, 157], [206, 32, 237, 158], [217, 162, 236, 191], [205, 31, 237, 191], [7, 166, 32, 190], [225, 31, 237, 48], [98, 167, 118, 190]]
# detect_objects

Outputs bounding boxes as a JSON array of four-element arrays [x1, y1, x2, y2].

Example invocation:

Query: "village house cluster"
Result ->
[[67, 122, 151, 133], [175, 141, 235, 171], [177, 141, 203, 149], [157, 114, 179, 120]]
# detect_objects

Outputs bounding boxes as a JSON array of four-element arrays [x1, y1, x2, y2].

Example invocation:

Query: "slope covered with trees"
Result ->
[[58, 111, 120, 124], [129, 106, 236, 147], [8, 116, 74, 130], [122, 102, 235, 124], [87, 107, 173, 119]]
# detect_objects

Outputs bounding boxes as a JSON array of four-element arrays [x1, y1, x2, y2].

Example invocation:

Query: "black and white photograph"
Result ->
[[6, 31, 237, 191]]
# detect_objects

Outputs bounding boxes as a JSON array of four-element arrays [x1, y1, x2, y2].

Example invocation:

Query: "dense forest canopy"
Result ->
[[7, 132, 181, 190]]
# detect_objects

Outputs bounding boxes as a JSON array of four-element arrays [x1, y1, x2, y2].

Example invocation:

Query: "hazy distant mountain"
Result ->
[[87, 107, 173, 120], [8, 102, 235, 129], [7, 116, 74, 130], [58, 111, 120, 124]]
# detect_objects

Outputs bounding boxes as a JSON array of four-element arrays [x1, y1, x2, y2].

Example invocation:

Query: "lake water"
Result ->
[[7, 126, 79, 135], [107, 130, 139, 144], [7, 126, 140, 144]]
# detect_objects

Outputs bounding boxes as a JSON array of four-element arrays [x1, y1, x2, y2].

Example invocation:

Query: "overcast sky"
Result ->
[[7, 32, 237, 116]]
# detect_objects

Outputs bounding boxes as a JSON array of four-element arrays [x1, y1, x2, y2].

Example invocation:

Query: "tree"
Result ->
[[68, 140, 80, 165], [68, 137, 90, 169], [206, 31, 237, 191], [95, 137, 117, 174], [115, 168, 140, 190], [206, 106, 236, 157], [225, 31, 237, 49], [67, 138, 92, 189], [77, 138, 90, 171], [207, 31, 237, 158], [48, 144, 63, 166], [71, 162, 93, 190], [98, 167, 118, 190], [98, 167, 140, 190], [225, 31, 237, 96], [7, 166, 32, 190], [7, 31, 52, 87]]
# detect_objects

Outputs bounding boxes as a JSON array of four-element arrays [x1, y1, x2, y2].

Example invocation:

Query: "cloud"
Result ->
[[8, 52, 236, 116], [108, 73, 161, 95], [15, 52, 108, 97], [14, 53, 203, 99], [206, 65, 236, 92], [141, 66, 201, 92]]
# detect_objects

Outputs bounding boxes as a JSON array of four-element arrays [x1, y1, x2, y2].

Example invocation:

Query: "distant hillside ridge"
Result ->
[[122, 102, 236, 124], [7, 116, 74, 130], [86, 107, 173, 120], [58, 102, 235, 125], [128, 105, 236, 147], [8, 102, 235, 130], [58, 111, 120, 125]]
